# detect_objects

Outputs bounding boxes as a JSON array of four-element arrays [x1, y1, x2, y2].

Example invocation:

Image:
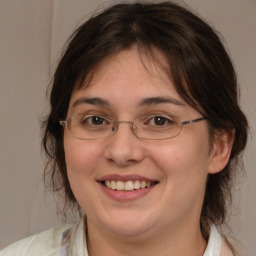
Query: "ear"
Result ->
[[207, 130, 235, 174]]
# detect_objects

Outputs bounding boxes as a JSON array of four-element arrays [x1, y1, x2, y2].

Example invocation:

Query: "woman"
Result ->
[[0, 1, 248, 255]]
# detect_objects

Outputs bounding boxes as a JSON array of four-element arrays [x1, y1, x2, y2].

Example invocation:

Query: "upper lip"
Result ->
[[97, 174, 159, 183]]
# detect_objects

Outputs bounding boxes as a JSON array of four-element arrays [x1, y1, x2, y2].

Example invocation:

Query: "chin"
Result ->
[[94, 209, 157, 238], [106, 222, 153, 239]]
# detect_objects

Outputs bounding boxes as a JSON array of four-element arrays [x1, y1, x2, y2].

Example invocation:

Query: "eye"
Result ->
[[145, 115, 175, 126], [81, 115, 108, 126]]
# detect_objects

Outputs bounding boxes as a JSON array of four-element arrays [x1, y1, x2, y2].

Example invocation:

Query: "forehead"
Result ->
[[66, 47, 204, 121], [71, 47, 183, 104]]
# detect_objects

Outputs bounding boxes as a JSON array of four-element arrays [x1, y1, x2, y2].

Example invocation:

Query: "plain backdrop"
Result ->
[[0, 0, 255, 255]]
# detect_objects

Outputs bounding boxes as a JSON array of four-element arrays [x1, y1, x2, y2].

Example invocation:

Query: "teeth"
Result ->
[[140, 181, 146, 189], [111, 180, 116, 189], [134, 180, 140, 189], [116, 181, 124, 190], [125, 181, 134, 191], [146, 182, 151, 188], [104, 180, 155, 191], [105, 180, 111, 188]]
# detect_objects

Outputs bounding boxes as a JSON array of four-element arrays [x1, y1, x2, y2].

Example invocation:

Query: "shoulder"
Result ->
[[0, 222, 77, 256]]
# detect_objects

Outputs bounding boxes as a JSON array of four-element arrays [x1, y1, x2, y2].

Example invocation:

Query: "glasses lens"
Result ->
[[67, 114, 112, 140], [134, 115, 182, 140], [64, 114, 184, 140]]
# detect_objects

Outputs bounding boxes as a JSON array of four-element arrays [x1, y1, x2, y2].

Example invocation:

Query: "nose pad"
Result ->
[[111, 121, 137, 136], [104, 121, 144, 166]]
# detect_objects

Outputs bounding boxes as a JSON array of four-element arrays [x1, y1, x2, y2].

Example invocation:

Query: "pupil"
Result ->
[[155, 117, 165, 125], [92, 116, 103, 125]]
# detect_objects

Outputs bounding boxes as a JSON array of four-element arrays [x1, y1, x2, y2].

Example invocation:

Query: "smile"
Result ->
[[98, 174, 159, 201], [104, 180, 157, 191]]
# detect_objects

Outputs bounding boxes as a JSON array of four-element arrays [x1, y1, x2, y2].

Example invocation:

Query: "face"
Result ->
[[64, 47, 214, 240]]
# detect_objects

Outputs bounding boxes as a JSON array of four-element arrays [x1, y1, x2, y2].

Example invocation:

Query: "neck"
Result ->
[[86, 220, 207, 256]]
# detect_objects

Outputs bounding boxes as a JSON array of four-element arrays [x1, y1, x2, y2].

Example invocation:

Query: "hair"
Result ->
[[42, 1, 248, 252]]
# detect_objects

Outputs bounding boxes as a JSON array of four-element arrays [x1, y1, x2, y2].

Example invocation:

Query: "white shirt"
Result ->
[[0, 218, 233, 256]]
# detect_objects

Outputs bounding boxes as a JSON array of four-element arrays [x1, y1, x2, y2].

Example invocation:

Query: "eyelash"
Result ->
[[78, 114, 176, 127], [145, 116, 175, 126], [81, 115, 109, 126]]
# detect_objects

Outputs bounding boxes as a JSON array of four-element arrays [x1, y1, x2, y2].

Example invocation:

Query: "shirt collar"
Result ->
[[60, 218, 222, 256], [203, 224, 222, 256]]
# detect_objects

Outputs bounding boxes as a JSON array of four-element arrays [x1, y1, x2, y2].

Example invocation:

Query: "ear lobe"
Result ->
[[207, 130, 235, 174]]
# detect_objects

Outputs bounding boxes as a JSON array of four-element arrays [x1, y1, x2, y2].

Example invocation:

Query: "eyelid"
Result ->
[[71, 110, 107, 115], [146, 115, 175, 122], [71, 112, 179, 122], [85, 115, 109, 126], [138, 112, 177, 120], [85, 114, 113, 123], [71, 111, 113, 120], [138, 109, 178, 116]]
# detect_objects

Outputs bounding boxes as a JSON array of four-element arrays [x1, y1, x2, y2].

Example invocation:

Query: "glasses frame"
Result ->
[[60, 114, 207, 141]]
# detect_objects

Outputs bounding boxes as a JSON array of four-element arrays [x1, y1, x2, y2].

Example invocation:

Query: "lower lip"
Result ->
[[99, 182, 156, 202]]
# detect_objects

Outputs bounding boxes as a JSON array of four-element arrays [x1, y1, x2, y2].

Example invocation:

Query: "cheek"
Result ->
[[63, 135, 105, 212], [147, 134, 210, 187], [64, 135, 102, 185], [147, 137, 210, 218]]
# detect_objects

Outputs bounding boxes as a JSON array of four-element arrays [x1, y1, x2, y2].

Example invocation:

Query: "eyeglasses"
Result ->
[[60, 114, 206, 140]]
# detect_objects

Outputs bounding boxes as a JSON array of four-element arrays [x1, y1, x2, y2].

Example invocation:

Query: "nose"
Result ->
[[103, 122, 145, 166]]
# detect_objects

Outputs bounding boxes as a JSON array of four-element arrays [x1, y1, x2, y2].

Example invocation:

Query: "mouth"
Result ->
[[100, 180, 158, 191], [97, 175, 159, 201]]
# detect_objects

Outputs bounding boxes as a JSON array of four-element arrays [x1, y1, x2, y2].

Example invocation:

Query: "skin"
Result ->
[[64, 47, 233, 256]]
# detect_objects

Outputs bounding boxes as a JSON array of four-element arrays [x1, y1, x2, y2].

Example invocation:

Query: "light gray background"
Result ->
[[0, 0, 255, 255]]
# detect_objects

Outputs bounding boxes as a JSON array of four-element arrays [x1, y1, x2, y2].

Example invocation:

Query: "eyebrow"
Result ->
[[72, 96, 184, 109], [138, 97, 185, 106], [72, 97, 110, 108]]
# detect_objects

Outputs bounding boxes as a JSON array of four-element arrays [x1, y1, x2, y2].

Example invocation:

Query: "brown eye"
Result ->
[[91, 116, 105, 125], [81, 115, 107, 126], [153, 116, 166, 126], [147, 116, 174, 126]]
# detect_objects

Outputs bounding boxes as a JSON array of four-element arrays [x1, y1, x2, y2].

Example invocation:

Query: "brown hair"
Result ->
[[42, 1, 248, 250]]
